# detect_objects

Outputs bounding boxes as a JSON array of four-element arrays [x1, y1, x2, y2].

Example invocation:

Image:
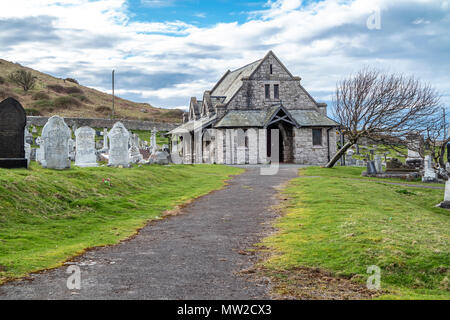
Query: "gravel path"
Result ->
[[0, 165, 300, 300]]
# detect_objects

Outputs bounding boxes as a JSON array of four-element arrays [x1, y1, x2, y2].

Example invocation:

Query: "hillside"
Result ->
[[0, 59, 183, 123]]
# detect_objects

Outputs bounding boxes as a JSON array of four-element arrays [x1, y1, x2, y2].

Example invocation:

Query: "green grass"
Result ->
[[0, 163, 242, 283], [262, 166, 450, 299]]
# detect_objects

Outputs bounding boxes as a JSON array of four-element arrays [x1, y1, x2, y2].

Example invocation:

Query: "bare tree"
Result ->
[[423, 114, 449, 169], [326, 68, 441, 168], [8, 70, 37, 92]]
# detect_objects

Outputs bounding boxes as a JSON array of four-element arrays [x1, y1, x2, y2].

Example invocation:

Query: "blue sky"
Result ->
[[0, 0, 449, 112]]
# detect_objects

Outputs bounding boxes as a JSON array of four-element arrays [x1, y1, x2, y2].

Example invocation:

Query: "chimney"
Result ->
[[317, 103, 327, 116]]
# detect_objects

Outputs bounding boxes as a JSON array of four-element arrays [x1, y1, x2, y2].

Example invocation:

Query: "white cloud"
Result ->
[[0, 0, 448, 109]]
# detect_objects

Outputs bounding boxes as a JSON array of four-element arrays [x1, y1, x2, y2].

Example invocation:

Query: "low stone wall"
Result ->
[[27, 116, 179, 131]]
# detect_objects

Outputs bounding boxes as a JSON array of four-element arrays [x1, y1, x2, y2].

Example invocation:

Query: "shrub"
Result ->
[[8, 70, 37, 92], [47, 84, 66, 93], [0, 76, 5, 84], [32, 91, 50, 100], [33, 99, 54, 109], [65, 86, 83, 94], [70, 93, 91, 103], [25, 108, 42, 116], [54, 96, 81, 109], [65, 78, 79, 85], [95, 105, 112, 114]]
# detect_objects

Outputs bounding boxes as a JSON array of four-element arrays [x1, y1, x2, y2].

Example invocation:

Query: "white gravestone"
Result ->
[[374, 154, 383, 173], [75, 126, 98, 167], [102, 128, 109, 150], [129, 134, 143, 164], [35, 136, 45, 165], [41, 116, 71, 169], [108, 122, 130, 167], [422, 155, 437, 182], [24, 143, 31, 167]]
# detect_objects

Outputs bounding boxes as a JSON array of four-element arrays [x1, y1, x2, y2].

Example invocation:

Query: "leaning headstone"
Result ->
[[0, 97, 28, 168], [374, 155, 383, 173], [41, 115, 71, 170], [422, 155, 437, 182], [75, 126, 98, 167], [108, 122, 130, 167]]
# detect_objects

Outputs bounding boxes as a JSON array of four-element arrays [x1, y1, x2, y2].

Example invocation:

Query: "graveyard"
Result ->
[[0, 162, 242, 283], [260, 166, 449, 299]]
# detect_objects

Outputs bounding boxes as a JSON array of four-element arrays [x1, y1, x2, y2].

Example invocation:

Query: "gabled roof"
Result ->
[[214, 107, 339, 128], [210, 59, 261, 105]]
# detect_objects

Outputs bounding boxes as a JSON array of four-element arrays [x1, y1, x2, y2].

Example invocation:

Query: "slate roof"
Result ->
[[210, 59, 261, 104], [214, 108, 339, 128], [168, 116, 217, 135]]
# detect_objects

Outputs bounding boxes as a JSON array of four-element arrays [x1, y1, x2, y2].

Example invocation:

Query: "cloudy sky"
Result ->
[[0, 0, 448, 111]]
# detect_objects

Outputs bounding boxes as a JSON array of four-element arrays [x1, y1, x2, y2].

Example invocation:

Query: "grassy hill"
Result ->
[[0, 59, 183, 123]]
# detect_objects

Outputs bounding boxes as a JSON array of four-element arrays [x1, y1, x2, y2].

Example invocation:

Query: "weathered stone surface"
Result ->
[[0, 97, 28, 169], [374, 155, 382, 173], [41, 115, 71, 170], [422, 155, 437, 182], [108, 122, 130, 167], [75, 126, 98, 167]]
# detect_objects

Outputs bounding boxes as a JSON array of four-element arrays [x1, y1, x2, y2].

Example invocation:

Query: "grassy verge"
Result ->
[[261, 166, 450, 299], [0, 163, 243, 283]]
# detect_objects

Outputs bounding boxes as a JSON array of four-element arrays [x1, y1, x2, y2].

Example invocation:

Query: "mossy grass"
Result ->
[[0, 163, 243, 283], [261, 166, 450, 299]]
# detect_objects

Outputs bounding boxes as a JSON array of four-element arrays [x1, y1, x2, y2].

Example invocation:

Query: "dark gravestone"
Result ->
[[0, 98, 28, 168]]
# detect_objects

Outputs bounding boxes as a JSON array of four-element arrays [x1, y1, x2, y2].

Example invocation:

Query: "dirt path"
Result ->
[[0, 166, 300, 300]]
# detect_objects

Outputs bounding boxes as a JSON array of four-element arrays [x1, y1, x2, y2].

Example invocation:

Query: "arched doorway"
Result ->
[[267, 121, 294, 163]]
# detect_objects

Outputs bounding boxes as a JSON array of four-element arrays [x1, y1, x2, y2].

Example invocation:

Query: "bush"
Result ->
[[25, 108, 42, 116], [47, 84, 66, 93], [65, 86, 83, 94], [8, 70, 37, 92], [95, 105, 112, 114], [65, 78, 79, 85], [32, 91, 50, 100], [70, 93, 91, 103], [33, 99, 54, 109], [54, 96, 81, 109], [0, 76, 5, 84]]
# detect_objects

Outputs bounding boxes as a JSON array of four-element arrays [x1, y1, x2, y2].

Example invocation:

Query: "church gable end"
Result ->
[[226, 51, 319, 111]]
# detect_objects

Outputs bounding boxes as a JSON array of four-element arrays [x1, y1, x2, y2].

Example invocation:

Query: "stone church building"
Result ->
[[169, 51, 339, 165]]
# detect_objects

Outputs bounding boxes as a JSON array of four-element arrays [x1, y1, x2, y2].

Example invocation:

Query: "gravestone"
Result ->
[[422, 155, 437, 182], [374, 154, 383, 173], [31, 125, 37, 134], [75, 126, 98, 167], [25, 143, 31, 167], [0, 97, 28, 168], [35, 136, 45, 165], [439, 179, 450, 208], [366, 160, 377, 175], [68, 137, 75, 161], [41, 115, 71, 170], [108, 122, 130, 167], [102, 128, 108, 150], [129, 134, 143, 164], [150, 128, 157, 154], [24, 127, 33, 145]]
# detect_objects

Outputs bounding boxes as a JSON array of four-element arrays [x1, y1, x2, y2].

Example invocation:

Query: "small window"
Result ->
[[274, 84, 279, 99], [312, 129, 322, 146], [265, 84, 270, 99], [270, 64, 273, 74]]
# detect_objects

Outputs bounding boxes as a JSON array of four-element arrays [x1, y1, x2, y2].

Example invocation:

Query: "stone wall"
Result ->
[[293, 127, 336, 165], [27, 116, 178, 131]]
